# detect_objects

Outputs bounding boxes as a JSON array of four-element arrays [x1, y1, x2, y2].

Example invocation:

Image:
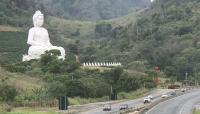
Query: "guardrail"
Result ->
[[104, 105, 145, 114]]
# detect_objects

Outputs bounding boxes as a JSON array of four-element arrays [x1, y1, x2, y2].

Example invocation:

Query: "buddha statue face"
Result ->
[[33, 10, 44, 27]]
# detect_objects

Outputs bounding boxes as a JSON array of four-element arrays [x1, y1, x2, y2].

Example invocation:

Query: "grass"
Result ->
[[0, 107, 60, 114], [81, 66, 112, 72], [194, 111, 200, 114], [118, 89, 149, 100], [69, 96, 110, 105], [0, 67, 44, 92], [68, 89, 149, 105], [47, 16, 95, 44], [1, 111, 58, 114], [0, 25, 22, 32]]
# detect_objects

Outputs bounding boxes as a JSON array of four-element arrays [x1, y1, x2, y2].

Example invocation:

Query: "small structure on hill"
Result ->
[[82, 62, 122, 67]]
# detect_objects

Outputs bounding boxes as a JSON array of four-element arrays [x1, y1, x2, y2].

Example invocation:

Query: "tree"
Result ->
[[118, 73, 141, 91], [80, 77, 110, 98], [47, 81, 66, 98], [0, 80, 17, 102], [39, 50, 79, 74], [95, 23, 112, 37]]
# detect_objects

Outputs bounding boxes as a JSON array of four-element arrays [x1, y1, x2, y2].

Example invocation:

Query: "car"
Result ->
[[147, 95, 153, 100], [161, 94, 168, 98], [181, 88, 187, 92], [144, 97, 151, 103], [171, 91, 176, 96], [119, 104, 128, 110], [103, 104, 111, 111]]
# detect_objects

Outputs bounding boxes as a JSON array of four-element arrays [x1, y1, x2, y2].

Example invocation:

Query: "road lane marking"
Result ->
[[179, 94, 200, 114]]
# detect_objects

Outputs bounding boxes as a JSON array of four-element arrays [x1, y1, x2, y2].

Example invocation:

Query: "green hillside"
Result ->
[[116, 0, 200, 80], [0, 32, 27, 63]]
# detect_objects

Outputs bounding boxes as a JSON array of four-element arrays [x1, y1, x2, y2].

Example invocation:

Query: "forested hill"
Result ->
[[112, 0, 200, 80], [38, 0, 150, 20], [0, 0, 150, 21]]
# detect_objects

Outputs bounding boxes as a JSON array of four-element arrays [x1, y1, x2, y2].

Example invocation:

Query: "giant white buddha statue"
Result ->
[[23, 10, 65, 61]]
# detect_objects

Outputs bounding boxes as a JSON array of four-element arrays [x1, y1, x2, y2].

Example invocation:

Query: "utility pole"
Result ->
[[136, 22, 139, 39], [194, 64, 197, 87], [143, 83, 146, 90], [185, 72, 188, 87], [194, 64, 198, 87], [71, 76, 74, 81]]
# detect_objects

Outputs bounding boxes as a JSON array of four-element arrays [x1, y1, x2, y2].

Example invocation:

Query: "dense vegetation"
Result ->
[[1, 51, 155, 104], [85, 0, 200, 83], [0, 0, 33, 27], [124, 0, 200, 81]]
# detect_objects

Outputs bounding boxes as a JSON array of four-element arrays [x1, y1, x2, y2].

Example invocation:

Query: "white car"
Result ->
[[119, 104, 128, 110], [181, 88, 187, 92], [147, 95, 153, 99], [144, 97, 151, 103], [161, 94, 168, 98], [103, 104, 111, 111]]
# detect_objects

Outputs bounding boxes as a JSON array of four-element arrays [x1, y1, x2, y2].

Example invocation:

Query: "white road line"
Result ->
[[179, 93, 200, 114], [179, 99, 188, 114]]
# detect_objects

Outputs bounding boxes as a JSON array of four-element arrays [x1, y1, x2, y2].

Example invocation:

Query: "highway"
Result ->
[[80, 89, 173, 114], [145, 89, 200, 114]]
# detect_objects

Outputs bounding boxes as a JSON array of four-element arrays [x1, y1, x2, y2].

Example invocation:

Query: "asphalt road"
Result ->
[[145, 89, 200, 114], [80, 89, 173, 114]]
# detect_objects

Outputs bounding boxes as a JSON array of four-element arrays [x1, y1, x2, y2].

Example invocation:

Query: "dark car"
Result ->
[[171, 91, 176, 96], [120, 104, 128, 110], [103, 104, 111, 111]]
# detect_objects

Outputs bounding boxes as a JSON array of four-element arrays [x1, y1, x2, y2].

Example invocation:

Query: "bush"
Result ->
[[118, 75, 141, 92], [168, 84, 180, 89], [2, 64, 26, 73], [95, 23, 112, 37], [79, 78, 110, 98], [0, 103, 12, 112], [0, 82, 17, 102]]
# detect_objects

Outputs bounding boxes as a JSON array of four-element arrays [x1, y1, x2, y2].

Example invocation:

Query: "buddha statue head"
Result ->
[[33, 10, 44, 27]]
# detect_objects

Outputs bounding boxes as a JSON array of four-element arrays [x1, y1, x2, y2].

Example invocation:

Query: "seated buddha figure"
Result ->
[[23, 10, 65, 61]]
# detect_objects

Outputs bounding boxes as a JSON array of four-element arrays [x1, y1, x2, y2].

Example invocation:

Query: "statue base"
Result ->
[[22, 54, 65, 62]]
